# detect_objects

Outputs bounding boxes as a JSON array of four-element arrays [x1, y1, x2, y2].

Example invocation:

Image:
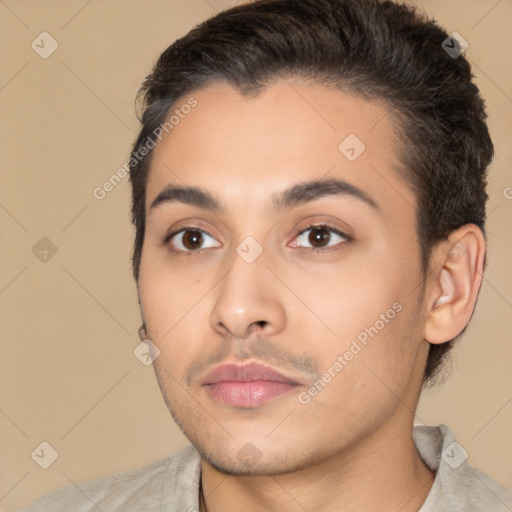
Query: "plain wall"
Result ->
[[1, 0, 511, 509]]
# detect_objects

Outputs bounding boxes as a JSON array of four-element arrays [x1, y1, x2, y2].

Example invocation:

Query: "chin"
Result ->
[[191, 433, 331, 476]]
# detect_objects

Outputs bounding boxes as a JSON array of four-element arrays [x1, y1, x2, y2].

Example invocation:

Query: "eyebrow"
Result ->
[[273, 178, 379, 211], [149, 178, 378, 212], [150, 185, 220, 211]]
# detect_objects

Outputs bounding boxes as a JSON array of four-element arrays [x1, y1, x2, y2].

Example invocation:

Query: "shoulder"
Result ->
[[18, 444, 201, 512], [414, 424, 512, 511]]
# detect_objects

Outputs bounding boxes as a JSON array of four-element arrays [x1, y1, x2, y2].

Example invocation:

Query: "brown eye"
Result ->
[[182, 230, 203, 250], [166, 227, 221, 253], [308, 227, 331, 247], [291, 224, 348, 250]]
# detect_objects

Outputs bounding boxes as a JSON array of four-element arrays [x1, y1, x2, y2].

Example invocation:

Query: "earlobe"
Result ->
[[423, 225, 486, 345], [138, 324, 148, 341]]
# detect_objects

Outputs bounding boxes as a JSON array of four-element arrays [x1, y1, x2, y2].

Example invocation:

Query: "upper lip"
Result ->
[[202, 362, 299, 385]]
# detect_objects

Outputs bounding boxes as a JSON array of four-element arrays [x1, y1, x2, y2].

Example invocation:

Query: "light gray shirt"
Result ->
[[19, 425, 511, 511]]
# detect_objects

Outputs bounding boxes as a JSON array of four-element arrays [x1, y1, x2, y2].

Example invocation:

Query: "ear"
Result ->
[[138, 324, 148, 341], [423, 224, 486, 344]]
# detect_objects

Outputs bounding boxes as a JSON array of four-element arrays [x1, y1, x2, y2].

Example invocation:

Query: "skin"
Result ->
[[138, 79, 485, 511]]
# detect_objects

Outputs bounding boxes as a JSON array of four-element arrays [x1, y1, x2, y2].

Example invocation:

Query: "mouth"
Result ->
[[202, 362, 300, 408]]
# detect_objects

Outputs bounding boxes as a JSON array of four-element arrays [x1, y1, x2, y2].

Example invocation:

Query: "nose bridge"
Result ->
[[223, 242, 267, 299], [210, 239, 286, 339]]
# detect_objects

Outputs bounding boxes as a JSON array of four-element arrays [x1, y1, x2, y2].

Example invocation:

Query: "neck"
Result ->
[[199, 419, 434, 512]]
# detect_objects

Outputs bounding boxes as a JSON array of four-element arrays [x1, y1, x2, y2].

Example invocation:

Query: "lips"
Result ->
[[203, 362, 298, 385], [202, 362, 299, 408]]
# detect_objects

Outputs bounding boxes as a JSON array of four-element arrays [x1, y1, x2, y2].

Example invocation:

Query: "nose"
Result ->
[[209, 249, 286, 340]]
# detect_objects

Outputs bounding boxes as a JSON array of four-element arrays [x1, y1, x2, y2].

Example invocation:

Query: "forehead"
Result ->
[[146, 79, 413, 217]]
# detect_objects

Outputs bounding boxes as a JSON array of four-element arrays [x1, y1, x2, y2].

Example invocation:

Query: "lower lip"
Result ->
[[205, 381, 297, 407]]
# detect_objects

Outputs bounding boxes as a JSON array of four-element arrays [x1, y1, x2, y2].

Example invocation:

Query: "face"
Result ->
[[138, 79, 430, 475]]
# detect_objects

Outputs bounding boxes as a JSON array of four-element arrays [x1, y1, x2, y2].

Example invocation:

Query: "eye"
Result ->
[[289, 224, 349, 250], [165, 228, 221, 252]]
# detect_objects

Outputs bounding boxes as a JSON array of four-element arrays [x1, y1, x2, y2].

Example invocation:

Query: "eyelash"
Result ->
[[163, 223, 352, 255], [163, 225, 217, 255], [293, 223, 352, 252]]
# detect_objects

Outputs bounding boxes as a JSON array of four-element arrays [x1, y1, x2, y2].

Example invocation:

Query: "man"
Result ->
[[22, 0, 511, 510]]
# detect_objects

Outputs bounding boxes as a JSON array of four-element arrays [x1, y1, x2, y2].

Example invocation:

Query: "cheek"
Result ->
[[139, 248, 212, 333], [276, 254, 402, 343], [283, 253, 422, 389], [294, 304, 422, 434], [138, 252, 222, 383]]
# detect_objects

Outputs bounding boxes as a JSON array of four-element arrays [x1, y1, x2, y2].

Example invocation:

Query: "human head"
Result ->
[[128, 0, 492, 477], [130, 0, 493, 392], [128, 0, 492, 386]]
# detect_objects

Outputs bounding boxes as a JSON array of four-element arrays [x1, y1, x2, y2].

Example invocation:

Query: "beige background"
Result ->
[[0, 0, 511, 509]]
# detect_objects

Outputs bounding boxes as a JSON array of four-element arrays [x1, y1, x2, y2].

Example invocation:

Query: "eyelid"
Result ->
[[288, 223, 352, 250], [163, 224, 216, 245], [297, 223, 349, 239], [293, 221, 353, 241], [164, 229, 222, 258]]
